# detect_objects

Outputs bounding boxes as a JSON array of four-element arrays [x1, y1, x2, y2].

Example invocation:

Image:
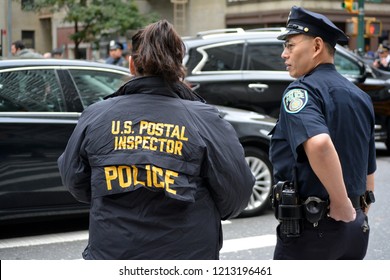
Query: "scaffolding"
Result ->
[[171, 0, 188, 35]]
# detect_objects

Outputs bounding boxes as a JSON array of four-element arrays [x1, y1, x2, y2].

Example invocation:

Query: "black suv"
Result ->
[[183, 28, 390, 150]]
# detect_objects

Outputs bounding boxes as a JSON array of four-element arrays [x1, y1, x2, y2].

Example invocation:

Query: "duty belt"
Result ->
[[349, 196, 363, 209]]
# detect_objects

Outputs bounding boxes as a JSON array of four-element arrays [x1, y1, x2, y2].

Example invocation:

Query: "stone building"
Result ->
[[0, 0, 389, 59]]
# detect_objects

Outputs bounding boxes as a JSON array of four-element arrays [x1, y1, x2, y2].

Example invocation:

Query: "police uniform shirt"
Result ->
[[270, 64, 376, 199], [105, 56, 126, 67]]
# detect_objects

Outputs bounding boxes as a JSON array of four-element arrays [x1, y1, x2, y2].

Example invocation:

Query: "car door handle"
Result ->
[[248, 83, 269, 92]]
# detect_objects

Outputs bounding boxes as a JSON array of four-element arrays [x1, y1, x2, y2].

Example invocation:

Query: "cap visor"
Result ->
[[277, 29, 302, 40]]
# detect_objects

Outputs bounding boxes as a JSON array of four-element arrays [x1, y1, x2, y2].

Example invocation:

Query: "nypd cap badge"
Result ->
[[283, 88, 308, 114]]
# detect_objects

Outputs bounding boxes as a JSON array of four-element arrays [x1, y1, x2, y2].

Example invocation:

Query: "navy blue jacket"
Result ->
[[58, 76, 254, 259]]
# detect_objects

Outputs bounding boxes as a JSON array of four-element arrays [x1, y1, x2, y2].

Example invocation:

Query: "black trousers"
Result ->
[[273, 209, 369, 260]]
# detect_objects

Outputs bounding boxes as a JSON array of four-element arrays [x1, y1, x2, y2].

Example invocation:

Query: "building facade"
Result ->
[[0, 0, 389, 59]]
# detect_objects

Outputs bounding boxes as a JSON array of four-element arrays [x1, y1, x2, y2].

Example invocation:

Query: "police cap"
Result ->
[[277, 6, 348, 47], [378, 44, 390, 53], [109, 40, 123, 50]]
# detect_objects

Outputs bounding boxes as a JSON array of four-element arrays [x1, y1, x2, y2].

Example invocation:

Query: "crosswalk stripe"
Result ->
[[220, 234, 276, 253], [0, 230, 275, 254], [0, 231, 88, 249]]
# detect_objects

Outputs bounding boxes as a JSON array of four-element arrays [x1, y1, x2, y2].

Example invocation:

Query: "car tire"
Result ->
[[239, 146, 273, 217]]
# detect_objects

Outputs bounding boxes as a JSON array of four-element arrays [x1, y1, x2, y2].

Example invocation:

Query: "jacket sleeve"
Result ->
[[57, 113, 92, 204], [199, 109, 255, 220]]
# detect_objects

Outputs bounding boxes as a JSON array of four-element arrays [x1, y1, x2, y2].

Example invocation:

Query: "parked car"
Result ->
[[183, 28, 390, 150], [0, 59, 276, 223]]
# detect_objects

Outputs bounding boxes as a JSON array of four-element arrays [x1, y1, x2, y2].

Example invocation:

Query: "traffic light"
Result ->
[[345, 18, 358, 36], [366, 19, 382, 37], [341, 0, 354, 13]]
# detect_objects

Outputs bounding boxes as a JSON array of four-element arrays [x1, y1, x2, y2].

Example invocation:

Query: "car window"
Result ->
[[191, 43, 244, 72], [334, 52, 361, 76], [69, 69, 130, 108], [186, 48, 203, 74], [245, 43, 285, 71], [0, 69, 65, 112]]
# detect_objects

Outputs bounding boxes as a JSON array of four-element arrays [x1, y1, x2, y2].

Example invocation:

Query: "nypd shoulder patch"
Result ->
[[283, 88, 308, 114]]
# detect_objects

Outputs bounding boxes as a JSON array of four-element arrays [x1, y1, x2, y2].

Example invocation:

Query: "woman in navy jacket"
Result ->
[[58, 20, 254, 260]]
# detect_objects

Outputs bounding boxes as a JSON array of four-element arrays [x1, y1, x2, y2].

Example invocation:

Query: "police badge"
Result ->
[[283, 88, 308, 114]]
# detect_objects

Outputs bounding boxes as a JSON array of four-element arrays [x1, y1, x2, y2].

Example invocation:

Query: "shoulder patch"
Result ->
[[283, 88, 308, 114]]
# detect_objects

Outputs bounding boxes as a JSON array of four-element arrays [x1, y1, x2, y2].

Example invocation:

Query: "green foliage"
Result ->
[[32, 0, 159, 57]]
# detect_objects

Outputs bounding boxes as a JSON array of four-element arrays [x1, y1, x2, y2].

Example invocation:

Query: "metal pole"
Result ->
[[357, 0, 365, 55], [7, 0, 12, 58]]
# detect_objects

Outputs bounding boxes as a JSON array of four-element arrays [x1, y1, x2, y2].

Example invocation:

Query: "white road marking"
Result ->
[[220, 234, 276, 253], [0, 230, 275, 253], [0, 218, 275, 254], [0, 231, 88, 249]]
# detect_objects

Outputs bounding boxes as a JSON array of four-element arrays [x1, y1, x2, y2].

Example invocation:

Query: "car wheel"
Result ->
[[239, 146, 273, 217]]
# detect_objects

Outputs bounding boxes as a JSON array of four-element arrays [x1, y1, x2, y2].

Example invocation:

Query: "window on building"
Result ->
[[21, 0, 34, 11], [21, 31, 35, 49]]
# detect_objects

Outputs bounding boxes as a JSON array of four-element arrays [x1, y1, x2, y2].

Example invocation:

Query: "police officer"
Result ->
[[269, 6, 376, 259], [58, 20, 254, 260], [105, 40, 126, 67], [373, 44, 390, 71]]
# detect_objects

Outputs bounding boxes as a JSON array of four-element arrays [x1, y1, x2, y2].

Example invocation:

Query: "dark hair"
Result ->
[[12, 40, 26, 50], [131, 29, 145, 75], [131, 20, 186, 83]]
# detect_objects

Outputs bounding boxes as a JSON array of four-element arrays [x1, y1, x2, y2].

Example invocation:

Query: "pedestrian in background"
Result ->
[[373, 44, 390, 71], [105, 40, 126, 67], [58, 19, 254, 260], [51, 48, 64, 59], [11, 40, 43, 59], [269, 6, 376, 259]]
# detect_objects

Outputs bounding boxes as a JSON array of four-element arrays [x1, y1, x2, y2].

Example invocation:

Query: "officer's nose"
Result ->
[[281, 49, 288, 59]]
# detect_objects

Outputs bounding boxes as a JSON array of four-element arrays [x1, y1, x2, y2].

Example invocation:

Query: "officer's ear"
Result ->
[[129, 56, 136, 76], [313, 37, 324, 53]]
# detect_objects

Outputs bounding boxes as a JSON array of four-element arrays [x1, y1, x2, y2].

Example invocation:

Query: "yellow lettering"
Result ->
[[152, 166, 164, 188], [149, 137, 158, 151], [165, 170, 178, 194], [118, 166, 132, 188], [104, 165, 179, 196], [145, 165, 152, 187], [127, 136, 134, 149], [145, 122, 153, 135], [123, 121, 132, 134], [134, 136, 143, 149], [111, 121, 120, 135], [139, 121, 148, 134], [171, 125, 180, 139], [132, 165, 145, 186], [164, 124, 174, 137], [105, 166, 118, 190], [155, 123, 164, 136], [159, 138, 167, 152], [180, 127, 188, 141], [142, 136, 150, 149], [174, 141, 183, 155], [115, 136, 127, 150], [166, 140, 175, 154]]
